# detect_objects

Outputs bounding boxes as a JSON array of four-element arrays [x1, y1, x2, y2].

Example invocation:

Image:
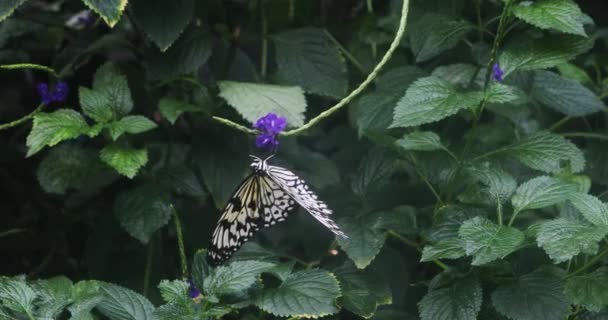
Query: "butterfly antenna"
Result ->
[[264, 153, 276, 161]]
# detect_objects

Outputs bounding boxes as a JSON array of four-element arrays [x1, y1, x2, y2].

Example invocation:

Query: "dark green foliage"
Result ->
[[1, 0, 608, 319]]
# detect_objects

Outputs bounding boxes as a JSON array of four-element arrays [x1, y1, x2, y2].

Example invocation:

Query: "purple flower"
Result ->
[[492, 63, 504, 82], [253, 113, 287, 151], [36, 82, 69, 105], [187, 279, 201, 298]]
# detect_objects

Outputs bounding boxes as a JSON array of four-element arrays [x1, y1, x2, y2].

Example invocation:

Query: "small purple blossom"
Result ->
[[492, 63, 504, 82], [187, 279, 201, 298], [36, 82, 69, 105], [254, 113, 287, 151]]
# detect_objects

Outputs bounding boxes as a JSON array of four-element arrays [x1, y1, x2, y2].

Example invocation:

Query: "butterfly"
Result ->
[[207, 154, 347, 265]]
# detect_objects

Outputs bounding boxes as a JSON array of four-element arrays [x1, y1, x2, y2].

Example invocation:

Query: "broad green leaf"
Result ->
[[431, 63, 478, 87], [26, 109, 94, 157], [37, 144, 115, 194], [69, 281, 103, 320], [0, 0, 27, 22], [81, 0, 127, 27], [465, 163, 517, 205], [491, 268, 569, 320], [418, 277, 482, 320], [531, 70, 605, 116], [158, 98, 203, 124], [351, 148, 398, 196], [273, 28, 347, 98], [100, 144, 148, 179], [218, 81, 307, 127], [156, 165, 206, 197], [409, 13, 474, 63], [557, 63, 592, 84], [565, 267, 608, 311], [536, 218, 608, 263], [97, 282, 155, 320], [334, 262, 392, 318], [499, 34, 592, 76], [106, 116, 157, 141], [92, 63, 133, 119], [374, 205, 418, 235], [568, 192, 608, 226], [131, 0, 194, 51], [114, 185, 172, 243], [512, 176, 577, 213], [350, 66, 426, 136], [421, 239, 466, 261], [337, 214, 386, 269], [79, 87, 113, 123], [484, 83, 519, 104], [396, 131, 444, 151], [505, 131, 585, 173], [157, 280, 188, 304], [512, 0, 586, 36], [147, 27, 213, 80], [254, 270, 341, 318], [203, 261, 275, 298], [459, 217, 525, 265], [0, 278, 36, 316], [32, 277, 73, 319], [191, 250, 210, 293], [391, 76, 484, 128]]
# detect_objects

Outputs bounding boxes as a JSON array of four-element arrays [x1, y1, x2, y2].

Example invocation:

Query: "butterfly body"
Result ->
[[207, 155, 346, 265]]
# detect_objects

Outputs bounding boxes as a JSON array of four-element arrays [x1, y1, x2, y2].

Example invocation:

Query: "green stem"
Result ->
[[0, 63, 59, 78], [497, 199, 503, 226], [366, 0, 374, 13], [0, 103, 45, 131], [507, 209, 520, 226], [483, 0, 514, 88], [260, 0, 268, 78], [172, 205, 189, 279], [0, 228, 26, 238], [408, 155, 444, 206], [568, 247, 608, 277], [475, 0, 483, 41], [143, 239, 154, 297], [388, 231, 449, 270], [561, 132, 608, 141], [324, 30, 368, 75], [549, 116, 572, 131], [211, 0, 411, 136]]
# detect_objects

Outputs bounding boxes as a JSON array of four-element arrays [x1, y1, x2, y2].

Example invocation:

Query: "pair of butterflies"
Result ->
[[207, 155, 347, 265]]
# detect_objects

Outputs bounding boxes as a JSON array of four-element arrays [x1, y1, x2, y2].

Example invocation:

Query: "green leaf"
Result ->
[[351, 148, 398, 196], [391, 76, 484, 128], [396, 131, 444, 151], [106, 116, 158, 141], [484, 83, 519, 104], [254, 270, 341, 318], [114, 185, 172, 243], [100, 144, 148, 179], [409, 13, 474, 63], [69, 281, 103, 320], [418, 277, 482, 320], [92, 63, 133, 119], [565, 267, 608, 311], [531, 70, 605, 116], [203, 261, 275, 298], [421, 239, 466, 261], [218, 81, 307, 127], [26, 109, 94, 157], [536, 218, 608, 263], [568, 192, 608, 226], [147, 27, 213, 80], [191, 250, 210, 293], [499, 34, 592, 76], [81, 0, 127, 27], [0, 278, 36, 316], [465, 163, 517, 205], [32, 276, 73, 319], [0, 1, 28, 23], [158, 98, 203, 124], [557, 63, 593, 84], [79, 87, 113, 123], [374, 205, 418, 235], [272, 28, 347, 98], [512, 0, 586, 36], [505, 131, 585, 173], [37, 144, 115, 194], [459, 217, 525, 265], [491, 268, 569, 320], [431, 63, 478, 87], [156, 165, 206, 197], [131, 0, 194, 51], [334, 262, 392, 318], [97, 282, 155, 320], [337, 214, 386, 269], [512, 176, 577, 213], [158, 280, 188, 304]]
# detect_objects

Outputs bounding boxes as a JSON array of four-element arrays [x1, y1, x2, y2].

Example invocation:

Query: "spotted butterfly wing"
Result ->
[[207, 172, 296, 265], [267, 165, 347, 238]]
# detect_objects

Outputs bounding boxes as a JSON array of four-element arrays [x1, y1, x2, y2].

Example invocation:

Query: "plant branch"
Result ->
[[324, 30, 368, 75], [171, 205, 189, 279], [0, 63, 59, 78], [260, 0, 268, 78], [388, 231, 449, 270], [561, 132, 608, 141], [0, 103, 45, 131], [568, 247, 608, 277], [0, 228, 26, 238]]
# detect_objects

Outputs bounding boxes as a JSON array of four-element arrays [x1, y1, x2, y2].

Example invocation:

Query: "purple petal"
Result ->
[[492, 63, 504, 82], [255, 133, 277, 150], [187, 279, 201, 298], [36, 83, 52, 105], [52, 82, 69, 102]]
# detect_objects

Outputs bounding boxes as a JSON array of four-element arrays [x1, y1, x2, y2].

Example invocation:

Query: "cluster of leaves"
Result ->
[[2, 0, 608, 319]]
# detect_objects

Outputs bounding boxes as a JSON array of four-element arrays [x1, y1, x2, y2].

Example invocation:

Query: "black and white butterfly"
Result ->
[[207, 155, 347, 265]]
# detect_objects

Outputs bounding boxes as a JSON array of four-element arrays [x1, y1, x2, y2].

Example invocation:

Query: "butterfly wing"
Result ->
[[267, 165, 347, 238], [207, 172, 296, 265]]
